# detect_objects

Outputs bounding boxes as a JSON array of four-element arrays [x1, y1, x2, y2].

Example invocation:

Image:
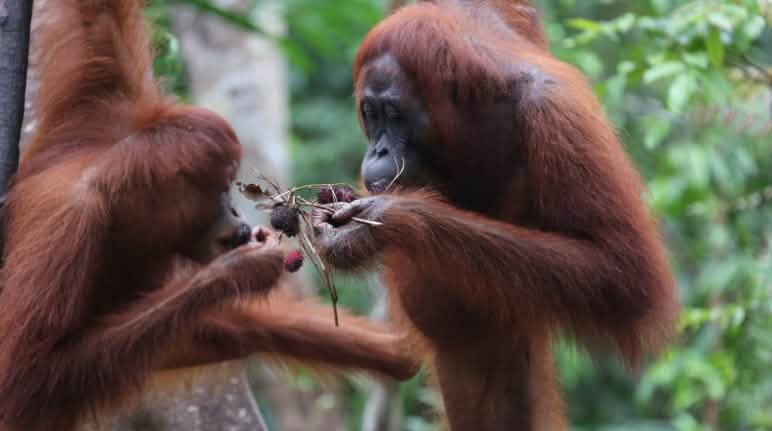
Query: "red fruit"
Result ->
[[270, 205, 300, 237], [317, 188, 334, 204], [317, 185, 357, 204], [285, 250, 304, 273]]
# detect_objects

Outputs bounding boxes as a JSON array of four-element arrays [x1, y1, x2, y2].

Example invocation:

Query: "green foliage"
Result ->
[[550, 1, 772, 429], [146, 0, 190, 98], [150, 0, 771, 429], [280, 0, 386, 188]]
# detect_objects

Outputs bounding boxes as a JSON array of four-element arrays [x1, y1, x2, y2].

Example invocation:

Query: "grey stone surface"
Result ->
[[83, 363, 267, 431]]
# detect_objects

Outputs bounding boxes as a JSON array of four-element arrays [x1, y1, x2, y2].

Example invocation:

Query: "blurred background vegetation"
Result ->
[[147, 0, 771, 429]]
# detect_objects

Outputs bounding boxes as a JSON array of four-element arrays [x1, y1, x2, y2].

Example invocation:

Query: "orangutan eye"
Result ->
[[361, 101, 376, 119], [384, 103, 401, 120]]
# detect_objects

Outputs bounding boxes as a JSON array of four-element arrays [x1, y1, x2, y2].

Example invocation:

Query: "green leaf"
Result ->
[[670, 144, 710, 189], [682, 52, 709, 69], [604, 74, 627, 106], [707, 12, 734, 31], [743, 15, 766, 40], [641, 115, 672, 150], [668, 74, 697, 113], [614, 13, 636, 32], [617, 61, 636, 75], [706, 27, 725, 67], [567, 18, 602, 32], [574, 52, 603, 78], [643, 61, 685, 83], [174, 0, 263, 33], [650, 0, 670, 14]]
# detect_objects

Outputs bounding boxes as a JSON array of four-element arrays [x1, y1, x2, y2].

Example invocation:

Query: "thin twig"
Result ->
[[241, 169, 386, 328], [250, 166, 282, 194], [270, 182, 354, 202], [385, 156, 406, 192], [298, 211, 339, 326]]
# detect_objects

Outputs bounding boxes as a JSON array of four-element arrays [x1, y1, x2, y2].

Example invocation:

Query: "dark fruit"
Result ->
[[244, 183, 262, 194], [254, 228, 269, 243], [240, 183, 265, 201], [284, 250, 304, 273], [270, 205, 300, 237], [317, 185, 357, 204]]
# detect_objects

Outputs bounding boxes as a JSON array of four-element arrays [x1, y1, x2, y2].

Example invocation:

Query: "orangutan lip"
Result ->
[[367, 179, 389, 194]]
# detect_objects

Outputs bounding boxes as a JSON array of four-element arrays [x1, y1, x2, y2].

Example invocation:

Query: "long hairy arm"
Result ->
[[162, 297, 419, 381], [0, 241, 284, 431], [22, 0, 161, 163]]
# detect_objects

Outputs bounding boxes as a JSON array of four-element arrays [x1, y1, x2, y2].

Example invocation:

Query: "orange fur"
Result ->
[[319, 1, 680, 429]]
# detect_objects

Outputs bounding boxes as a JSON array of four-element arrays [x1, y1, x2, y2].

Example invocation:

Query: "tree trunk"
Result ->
[[0, 0, 33, 248], [171, 3, 345, 430], [171, 2, 289, 226]]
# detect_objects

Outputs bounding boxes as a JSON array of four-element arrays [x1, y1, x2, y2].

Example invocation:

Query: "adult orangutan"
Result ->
[[0, 1, 415, 430], [313, 1, 679, 429]]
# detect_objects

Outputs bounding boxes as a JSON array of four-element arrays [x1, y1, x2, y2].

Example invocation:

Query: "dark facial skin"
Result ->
[[358, 55, 436, 193], [189, 193, 253, 263]]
